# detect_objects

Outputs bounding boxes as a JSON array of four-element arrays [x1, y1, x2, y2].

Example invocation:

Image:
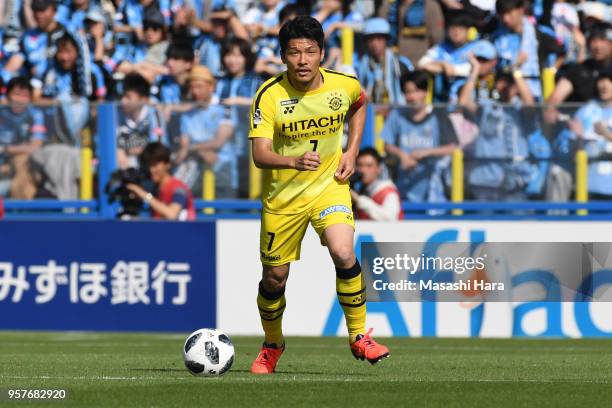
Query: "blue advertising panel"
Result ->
[[0, 221, 216, 332]]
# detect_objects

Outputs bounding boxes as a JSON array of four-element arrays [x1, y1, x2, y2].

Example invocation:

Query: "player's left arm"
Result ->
[[335, 88, 367, 182]]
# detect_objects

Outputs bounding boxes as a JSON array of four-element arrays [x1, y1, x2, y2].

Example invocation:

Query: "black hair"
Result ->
[[140, 142, 171, 167], [123, 73, 150, 97], [6, 76, 33, 95], [445, 11, 474, 28], [495, 70, 515, 85], [166, 41, 195, 62], [400, 70, 429, 92], [496, 0, 525, 15], [279, 15, 325, 56], [597, 68, 612, 82], [357, 147, 382, 164], [57, 33, 78, 51], [279, 4, 302, 23], [588, 22, 612, 43], [221, 38, 257, 73]]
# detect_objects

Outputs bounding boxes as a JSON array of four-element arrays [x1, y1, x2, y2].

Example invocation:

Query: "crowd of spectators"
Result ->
[[0, 0, 609, 207]]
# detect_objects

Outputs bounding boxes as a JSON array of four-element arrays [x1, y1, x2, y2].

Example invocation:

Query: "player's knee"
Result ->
[[261, 264, 289, 292], [329, 245, 355, 268]]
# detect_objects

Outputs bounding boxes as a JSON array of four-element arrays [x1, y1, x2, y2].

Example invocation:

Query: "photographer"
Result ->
[[350, 148, 404, 221], [126, 142, 195, 221]]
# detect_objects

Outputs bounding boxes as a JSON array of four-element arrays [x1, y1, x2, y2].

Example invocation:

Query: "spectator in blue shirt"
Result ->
[[153, 41, 194, 103], [254, 2, 301, 79], [194, 11, 249, 78], [39, 34, 107, 101], [0, 77, 46, 198], [312, 0, 364, 70], [355, 17, 414, 105], [216, 38, 263, 106], [174, 66, 237, 198], [449, 40, 499, 105], [418, 12, 480, 102], [382, 70, 458, 203], [492, 0, 565, 101], [459, 54, 551, 201], [117, 73, 167, 169], [115, 9, 169, 83], [569, 70, 612, 199], [4, 0, 70, 82], [243, 0, 286, 57], [37, 33, 105, 143]]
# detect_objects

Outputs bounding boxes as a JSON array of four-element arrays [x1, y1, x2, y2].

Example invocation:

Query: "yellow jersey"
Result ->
[[249, 68, 363, 214]]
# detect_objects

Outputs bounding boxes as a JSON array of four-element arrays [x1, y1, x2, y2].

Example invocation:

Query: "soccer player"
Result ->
[[248, 15, 390, 375]]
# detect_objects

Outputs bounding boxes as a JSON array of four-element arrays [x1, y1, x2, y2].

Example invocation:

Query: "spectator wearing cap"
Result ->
[[84, 8, 109, 65], [448, 40, 498, 104], [491, 0, 565, 101], [153, 41, 194, 103], [418, 12, 483, 102], [547, 23, 612, 110], [4, 0, 71, 82], [174, 65, 237, 198], [117, 73, 167, 169], [354, 17, 414, 106], [115, 9, 169, 84]]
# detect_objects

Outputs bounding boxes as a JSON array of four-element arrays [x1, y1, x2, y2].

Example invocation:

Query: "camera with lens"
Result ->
[[104, 167, 151, 218], [349, 171, 363, 186]]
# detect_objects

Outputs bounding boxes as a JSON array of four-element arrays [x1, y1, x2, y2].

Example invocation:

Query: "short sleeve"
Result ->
[[171, 187, 189, 208], [249, 86, 276, 139], [347, 76, 362, 105]]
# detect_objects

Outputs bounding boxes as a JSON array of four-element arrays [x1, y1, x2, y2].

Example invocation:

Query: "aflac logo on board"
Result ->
[[322, 229, 612, 338]]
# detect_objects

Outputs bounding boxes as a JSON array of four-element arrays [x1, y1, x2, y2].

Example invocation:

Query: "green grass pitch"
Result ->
[[0, 331, 610, 407]]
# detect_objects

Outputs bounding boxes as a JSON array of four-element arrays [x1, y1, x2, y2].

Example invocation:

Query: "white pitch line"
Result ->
[[0, 375, 610, 384]]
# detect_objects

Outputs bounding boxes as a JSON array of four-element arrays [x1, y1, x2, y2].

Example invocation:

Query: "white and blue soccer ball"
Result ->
[[183, 328, 235, 377]]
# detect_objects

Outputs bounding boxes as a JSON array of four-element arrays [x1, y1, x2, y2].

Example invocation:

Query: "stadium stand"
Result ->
[[0, 0, 610, 219]]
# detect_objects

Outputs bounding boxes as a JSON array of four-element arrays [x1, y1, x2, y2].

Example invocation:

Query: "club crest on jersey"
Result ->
[[327, 92, 342, 111], [319, 205, 352, 219]]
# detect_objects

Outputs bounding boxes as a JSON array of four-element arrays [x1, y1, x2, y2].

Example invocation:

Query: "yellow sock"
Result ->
[[336, 261, 366, 343], [257, 281, 286, 346]]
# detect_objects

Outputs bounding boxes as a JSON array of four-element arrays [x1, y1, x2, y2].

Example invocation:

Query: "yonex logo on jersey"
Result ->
[[283, 106, 295, 114], [319, 205, 352, 219]]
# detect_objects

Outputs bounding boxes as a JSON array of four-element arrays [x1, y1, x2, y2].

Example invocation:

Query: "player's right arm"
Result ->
[[251, 138, 320, 171]]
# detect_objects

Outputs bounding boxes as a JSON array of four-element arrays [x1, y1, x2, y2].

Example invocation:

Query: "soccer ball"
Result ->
[[183, 328, 235, 377]]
